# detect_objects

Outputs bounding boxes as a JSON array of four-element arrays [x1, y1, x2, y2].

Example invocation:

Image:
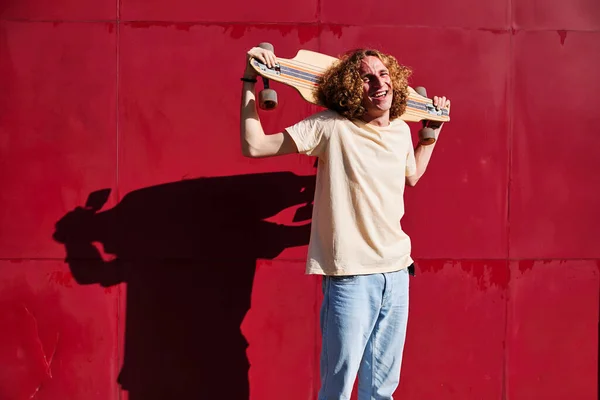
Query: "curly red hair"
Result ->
[[316, 49, 412, 121]]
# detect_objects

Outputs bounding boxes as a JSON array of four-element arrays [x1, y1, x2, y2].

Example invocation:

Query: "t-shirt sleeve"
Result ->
[[285, 111, 332, 157], [406, 136, 417, 177]]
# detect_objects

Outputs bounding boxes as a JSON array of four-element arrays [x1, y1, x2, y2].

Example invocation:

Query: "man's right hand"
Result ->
[[244, 46, 277, 79]]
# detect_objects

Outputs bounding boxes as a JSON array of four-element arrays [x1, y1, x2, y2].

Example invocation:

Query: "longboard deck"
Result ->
[[250, 49, 450, 123]]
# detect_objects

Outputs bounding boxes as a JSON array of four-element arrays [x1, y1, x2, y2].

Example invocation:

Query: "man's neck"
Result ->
[[360, 112, 390, 127]]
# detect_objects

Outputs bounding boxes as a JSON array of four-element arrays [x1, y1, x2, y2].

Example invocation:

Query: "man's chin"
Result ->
[[374, 104, 392, 113], [362, 100, 392, 116], [371, 98, 392, 109]]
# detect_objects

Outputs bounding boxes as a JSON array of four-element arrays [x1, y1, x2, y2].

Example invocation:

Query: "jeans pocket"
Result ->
[[322, 275, 360, 295]]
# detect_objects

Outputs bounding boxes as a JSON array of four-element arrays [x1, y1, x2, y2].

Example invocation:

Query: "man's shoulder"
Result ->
[[303, 109, 344, 124], [286, 109, 345, 134], [390, 117, 410, 131]]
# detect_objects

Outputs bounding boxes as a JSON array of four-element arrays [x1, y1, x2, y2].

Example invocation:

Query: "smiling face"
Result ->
[[359, 55, 393, 123], [315, 49, 412, 123]]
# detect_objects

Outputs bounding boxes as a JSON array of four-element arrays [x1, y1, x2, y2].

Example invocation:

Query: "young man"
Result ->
[[240, 46, 450, 400]]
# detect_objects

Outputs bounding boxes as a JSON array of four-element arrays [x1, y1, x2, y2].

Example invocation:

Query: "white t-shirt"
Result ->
[[285, 109, 417, 276]]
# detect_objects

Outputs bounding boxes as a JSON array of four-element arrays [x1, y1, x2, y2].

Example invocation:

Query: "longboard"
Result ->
[[249, 47, 450, 123]]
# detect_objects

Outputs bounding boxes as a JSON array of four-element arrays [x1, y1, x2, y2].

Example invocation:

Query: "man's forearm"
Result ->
[[240, 80, 266, 156], [407, 126, 442, 186], [413, 141, 435, 179]]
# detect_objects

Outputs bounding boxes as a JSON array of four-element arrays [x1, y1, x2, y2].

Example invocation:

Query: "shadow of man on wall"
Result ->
[[52, 171, 315, 400]]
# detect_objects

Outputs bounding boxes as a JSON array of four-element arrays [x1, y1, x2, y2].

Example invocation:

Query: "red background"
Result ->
[[1, 0, 599, 398]]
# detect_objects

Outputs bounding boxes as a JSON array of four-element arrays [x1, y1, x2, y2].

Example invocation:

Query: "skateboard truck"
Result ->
[[414, 86, 437, 146], [256, 42, 278, 110]]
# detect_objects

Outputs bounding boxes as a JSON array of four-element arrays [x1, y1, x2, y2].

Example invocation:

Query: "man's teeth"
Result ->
[[373, 91, 387, 98]]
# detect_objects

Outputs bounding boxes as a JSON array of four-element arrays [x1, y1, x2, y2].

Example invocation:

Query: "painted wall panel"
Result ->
[[0, 21, 118, 259], [397, 260, 508, 399], [118, 23, 320, 192], [120, 0, 318, 23], [242, 260, 321, 400], [0, 0, 115, 20], [513, 0, 600, 30], [0, 260, 119, 400], [320, 0, 509, 28], [506, 260, 599, 399], [509, 31, 600, 259]]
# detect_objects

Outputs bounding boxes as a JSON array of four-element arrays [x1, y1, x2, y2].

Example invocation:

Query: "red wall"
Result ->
[[1, 0, 599, 399]]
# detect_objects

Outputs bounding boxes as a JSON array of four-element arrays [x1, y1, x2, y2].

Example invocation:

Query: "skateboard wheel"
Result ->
[[414, 86, 427, 97], [419, 127, 436, 146], [259, 88, 278, 110], [258, 42, 274, 52]]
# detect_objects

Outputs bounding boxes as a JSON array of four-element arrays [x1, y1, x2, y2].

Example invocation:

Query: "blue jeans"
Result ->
[[318, 268, 410, 400]]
